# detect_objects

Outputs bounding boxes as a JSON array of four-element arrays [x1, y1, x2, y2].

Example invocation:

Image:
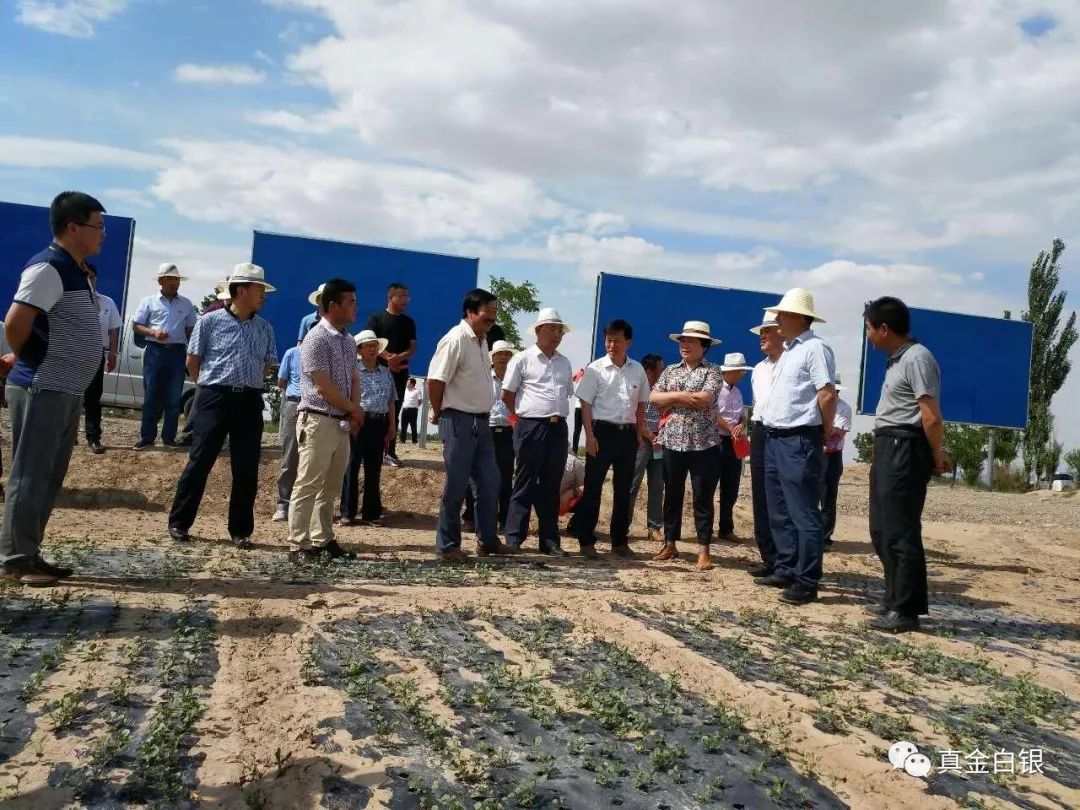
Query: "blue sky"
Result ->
[[2, 0, 1080, 451]]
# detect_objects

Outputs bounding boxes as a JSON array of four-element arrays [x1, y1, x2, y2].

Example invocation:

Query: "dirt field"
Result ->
[[0, 414, 1077, 809]]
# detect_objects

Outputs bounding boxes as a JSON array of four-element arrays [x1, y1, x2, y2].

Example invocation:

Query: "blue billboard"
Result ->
[[251, 231, 480, 368], [0, 200, 135, 315], [592, 273, 779, 399], [859, 308, 1032, 429]]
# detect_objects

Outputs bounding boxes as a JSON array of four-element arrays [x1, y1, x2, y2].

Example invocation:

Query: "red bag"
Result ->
[[733, 434, 751, 460]]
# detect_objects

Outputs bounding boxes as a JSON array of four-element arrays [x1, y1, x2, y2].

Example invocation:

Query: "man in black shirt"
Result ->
[[365, 282, 416, 466]]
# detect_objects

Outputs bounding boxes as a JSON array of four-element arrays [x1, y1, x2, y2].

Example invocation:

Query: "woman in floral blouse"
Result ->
[[649, 320, 724, 570]]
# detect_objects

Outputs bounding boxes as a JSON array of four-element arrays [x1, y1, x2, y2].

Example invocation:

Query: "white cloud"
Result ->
[[174, 64, 266, 85], [15, 0, 130, 38], [103, 187, 157, 210], [127, 235, 246, 316], [0, 136, 169, 170], [150, 139, 565, 244]]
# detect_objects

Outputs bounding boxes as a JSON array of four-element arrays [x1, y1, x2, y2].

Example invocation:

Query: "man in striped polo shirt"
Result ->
[[1, 191, 106, 587]]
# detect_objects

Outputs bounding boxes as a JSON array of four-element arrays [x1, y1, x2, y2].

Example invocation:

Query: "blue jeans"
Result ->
[[436, 409, 501, 553], [141, 343, 187, 443], [764, 428, 825, 589]]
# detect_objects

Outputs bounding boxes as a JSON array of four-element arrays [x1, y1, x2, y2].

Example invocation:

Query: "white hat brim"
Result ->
[[669, 332, 722, 346], [749, 323, 779, 335], [227, 278, 277, 292], [308, 289, 321, 306], [355, 336, 390, 353], [157, 273, 188, 281], [720, 365, 753, 372], [529, 320, 572, 334], [490, 348, 517, 359], [764, 305, 826, 324]]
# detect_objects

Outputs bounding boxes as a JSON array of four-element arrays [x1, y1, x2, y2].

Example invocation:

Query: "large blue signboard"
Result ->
[[252, 231, 480, 368], [859, 308, 1032, 429], [592, 273, 779, 399], [0, 200, 135, 315]]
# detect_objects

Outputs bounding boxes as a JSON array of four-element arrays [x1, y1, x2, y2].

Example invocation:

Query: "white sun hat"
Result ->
[[226, 262, 277, 292], [489, 339, 516, 358], [720, 352, 754, 372], [765, 287, 825, 323], [308, 283, 325, 307], [668, 320, 721, 346], [749, 313, 780, 335], [156, 262, 187, 280], [216, 290, 230, 302], [529, 307, 572, 334], [354, 329, 389, 353]]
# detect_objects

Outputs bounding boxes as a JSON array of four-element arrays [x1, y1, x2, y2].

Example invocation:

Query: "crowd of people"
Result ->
[[1, 191, 950, 634]]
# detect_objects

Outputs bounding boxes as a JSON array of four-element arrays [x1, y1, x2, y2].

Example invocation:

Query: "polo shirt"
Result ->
[[278, 346, 302, 399], [503, 344, 573, 418], [133, 292, 197, 345], [875, 342, 940, 429], [8, 243, 101, 395], [427, 320, 494, 414], [759, 330, 836, 429], [299, 318, 355, 417], [575, 355, 650, 425], [750, 356, 777, 423], [96, 291, 122, 350], [188, 306, 277, 388]]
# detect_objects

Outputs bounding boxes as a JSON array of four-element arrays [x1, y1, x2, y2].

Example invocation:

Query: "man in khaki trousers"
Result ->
[[288, 278, 364, 561]]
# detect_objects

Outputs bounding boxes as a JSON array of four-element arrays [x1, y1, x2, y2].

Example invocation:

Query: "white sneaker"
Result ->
[[272, 505, 288, 522], [384, 454, 402, 468]]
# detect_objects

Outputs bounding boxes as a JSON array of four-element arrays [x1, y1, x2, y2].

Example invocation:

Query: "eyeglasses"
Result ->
[[76, 222, 106, 235]]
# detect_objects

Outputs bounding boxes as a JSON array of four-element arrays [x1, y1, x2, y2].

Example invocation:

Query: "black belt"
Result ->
[[299, 407, 345, 420], [520, 415, 566, 423], [593, 420, 636, 431], [492, 425, 510, 433], [443, 408, 490, 419], [763, 425, 823, 438], [286, 395, 300, 403], [207, 384, 262, 394], [875, 425, 925, 440], [366, 412, 388, 420]]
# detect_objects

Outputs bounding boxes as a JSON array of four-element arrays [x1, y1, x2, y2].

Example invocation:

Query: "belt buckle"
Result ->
[[549, 416, 559, 423], [231, 385, 243, 393]]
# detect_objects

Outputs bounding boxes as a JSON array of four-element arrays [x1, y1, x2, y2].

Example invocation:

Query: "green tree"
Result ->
[[1064, 447, 1080, 480], [1020, 238, 1078, 481], [943, 424, 988, 486], [194, 291, 218, 315], [489, 275, 540, 349], [853, 432, 874, 464]]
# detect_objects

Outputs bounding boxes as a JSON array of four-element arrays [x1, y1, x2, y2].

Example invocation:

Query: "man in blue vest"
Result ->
[[1, 191, 106, 586]]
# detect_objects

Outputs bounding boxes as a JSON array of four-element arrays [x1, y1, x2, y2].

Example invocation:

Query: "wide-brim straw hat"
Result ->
[[669, 320, 721, 346], [156, 262, 187, 280], [490, 339, 516, 359], [226, 262, 277, 292], [308, 283, 325, 307], [765, 287, 825, 323], [749, 314, 780, 335], [720, 352, 754, 372], [354, 329, 389, 353], [529, 307, 572, 334]]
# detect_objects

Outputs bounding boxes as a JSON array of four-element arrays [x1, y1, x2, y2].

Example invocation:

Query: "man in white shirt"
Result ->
[[747, 313, 783, 577], [821, 375, 853, 547], [398, 377, 423, 445], [755, 288, 837, 607], [82, 265, 121, 454], [427, 289, 514, 560], [571, 319, 649, 558], [501, 307, 574, 556], [132, 263, 197, 449]]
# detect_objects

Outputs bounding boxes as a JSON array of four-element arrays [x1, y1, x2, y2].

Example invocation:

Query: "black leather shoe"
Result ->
[[320, 540, 356, 561], [747, 564, 773, 577], [754, 573, 793, 588], [867, 611, 920, 633], [540, 544, 570, 557], [231, 536, 253, 550], [779, 585, 818, 605], [162, 439, 177, 447], [168, 526, 190, 542], [34, 556, 73, 579], [863, 602, 889, 616], [89, 441, 105, 455], [133, 439, 155, 451]]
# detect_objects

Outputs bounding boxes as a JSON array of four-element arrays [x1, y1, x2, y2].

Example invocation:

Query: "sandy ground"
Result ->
[[0, 413, 1077, 809]]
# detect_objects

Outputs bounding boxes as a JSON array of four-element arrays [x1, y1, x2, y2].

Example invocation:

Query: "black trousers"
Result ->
[[386, 369, 409, 458], [83, 354, 105, 443], [662, 445, 722, 545], [341, 414, 388, 521], [572, 407, 583, 454], [821, 451, 843, 541], [399, 407, 419, 444], [575, 423, 638, 547], [749, 422, 775, 567], [716, 435, 742, 537], [869, 429, 932, 616], [505, 418, 568, 551], [463, 426, 515, 528], [168, 387, 263, 537]]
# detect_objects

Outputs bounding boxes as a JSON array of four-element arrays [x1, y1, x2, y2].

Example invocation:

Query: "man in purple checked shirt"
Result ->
[[714, 352, 754, 542]]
